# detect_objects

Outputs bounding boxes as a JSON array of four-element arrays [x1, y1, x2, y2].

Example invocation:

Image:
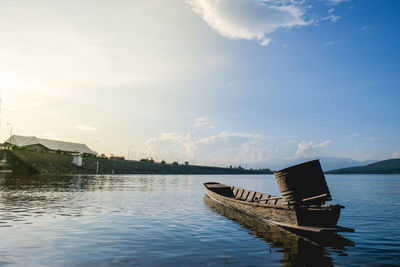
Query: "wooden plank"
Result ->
[[240, 190, 250, 200], [247, 191, 255, 202], [265, 194, 271, 204], [236, 189, 244, 199], [207, 183, 230, 188], [302, 193, 328, 203], [233, 187, 239, 196], [253, 196, 282, 202], [252, 192, 263, 202]]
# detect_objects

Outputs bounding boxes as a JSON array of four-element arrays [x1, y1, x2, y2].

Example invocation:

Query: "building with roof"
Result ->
[[5, 135, 97, 156]]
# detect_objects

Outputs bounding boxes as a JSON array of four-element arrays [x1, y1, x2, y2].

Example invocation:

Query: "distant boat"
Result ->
[[204, 160, 354, 233]]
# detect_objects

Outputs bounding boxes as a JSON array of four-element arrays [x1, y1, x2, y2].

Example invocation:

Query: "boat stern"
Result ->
[[268, 205, 354, 233], [295, 204, 343, 228]]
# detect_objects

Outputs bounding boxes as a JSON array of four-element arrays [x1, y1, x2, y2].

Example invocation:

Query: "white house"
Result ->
[[5, 135, 97, 156]]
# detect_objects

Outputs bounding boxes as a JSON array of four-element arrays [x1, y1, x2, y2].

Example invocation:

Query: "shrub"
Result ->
[[140, 158, 155, 163]]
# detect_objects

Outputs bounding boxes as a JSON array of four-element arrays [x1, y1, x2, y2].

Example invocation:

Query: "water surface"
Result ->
[[0, 174, 399, 266]]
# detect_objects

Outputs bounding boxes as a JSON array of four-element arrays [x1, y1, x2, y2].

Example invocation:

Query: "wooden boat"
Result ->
[[204, 160, 354, 233], [204, 195, 354, 263]]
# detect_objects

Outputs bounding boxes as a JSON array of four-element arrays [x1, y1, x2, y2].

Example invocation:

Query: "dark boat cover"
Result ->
[[274, 160, 332, 205]]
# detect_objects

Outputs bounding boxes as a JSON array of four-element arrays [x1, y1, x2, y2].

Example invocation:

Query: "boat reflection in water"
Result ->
[[204, 196, 354, 267]]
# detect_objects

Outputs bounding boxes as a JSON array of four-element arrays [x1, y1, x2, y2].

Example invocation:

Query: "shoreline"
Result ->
[[2, 150, 273, 175]]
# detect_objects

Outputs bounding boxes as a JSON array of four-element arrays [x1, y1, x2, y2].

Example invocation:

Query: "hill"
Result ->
[[326, 158, 400, 174], [246, 157, 377, 172]]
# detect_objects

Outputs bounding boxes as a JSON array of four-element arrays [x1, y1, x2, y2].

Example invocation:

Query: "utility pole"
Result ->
[[0, 96, 2, 127], [6, 122, 12, 149]]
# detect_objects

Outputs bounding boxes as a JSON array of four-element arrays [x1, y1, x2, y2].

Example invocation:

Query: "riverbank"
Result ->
[[4, 150, 272, 175]]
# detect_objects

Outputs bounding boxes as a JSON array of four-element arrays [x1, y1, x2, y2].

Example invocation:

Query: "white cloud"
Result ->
[[327, 0, 349, 5], [369, 137, 381, 141], [145, 132, 197, 160], [194, 117, 213, 128], [294, 141, 313, 158], [351, 133, 360, 137], [144, 130, 266, 164], [313, 140, 332, 148], [76, 124, 96, 131], [260, 38, 272, 46], [393, 149, 400, 158], [187, 0, 308, 46], [328, 8, 335, 13], [197, 131, 264, 145], [235, 141, 268, 163], [294, 140, 332, 158], [320, 14, 341, 23], [326, 40, 346, 46]]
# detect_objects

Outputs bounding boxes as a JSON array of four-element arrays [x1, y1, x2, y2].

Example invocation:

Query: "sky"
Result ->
[[0, 0, 399, 166]]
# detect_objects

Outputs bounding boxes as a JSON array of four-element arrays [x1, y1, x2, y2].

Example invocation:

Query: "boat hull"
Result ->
[[204, 182, 354, 233]]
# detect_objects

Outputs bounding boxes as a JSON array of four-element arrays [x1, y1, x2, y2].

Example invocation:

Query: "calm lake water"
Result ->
[[0, 174, 399, 266]]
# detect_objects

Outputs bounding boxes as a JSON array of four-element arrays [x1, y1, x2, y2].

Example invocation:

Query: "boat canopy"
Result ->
[[274, 160, 332, 205]]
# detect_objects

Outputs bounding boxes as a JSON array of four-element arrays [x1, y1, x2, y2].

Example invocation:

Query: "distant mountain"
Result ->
[[246, 157, 377, 172], [360, 159, 378, 165], [326, 158, 400, 174]]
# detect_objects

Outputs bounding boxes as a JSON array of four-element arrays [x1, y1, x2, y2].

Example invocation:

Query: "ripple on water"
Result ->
[[0, 174, 399, 266]]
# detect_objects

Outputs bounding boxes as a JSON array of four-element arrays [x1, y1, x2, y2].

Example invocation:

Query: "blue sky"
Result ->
[[0, 0, 399, 165]]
